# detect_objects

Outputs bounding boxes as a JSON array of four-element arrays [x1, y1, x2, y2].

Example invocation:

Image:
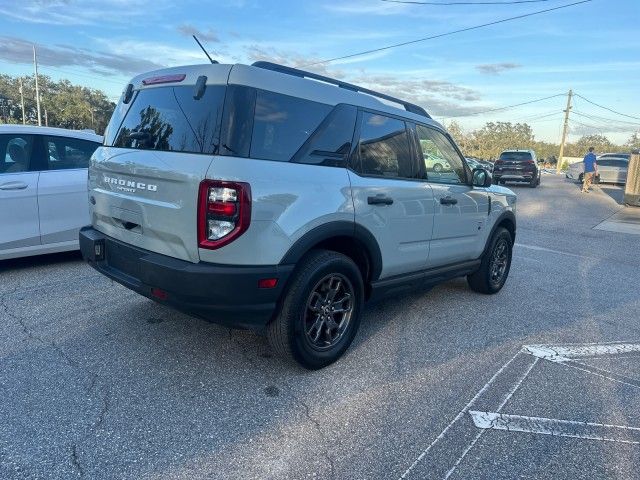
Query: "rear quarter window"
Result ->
[[251, 90, 332, 162]]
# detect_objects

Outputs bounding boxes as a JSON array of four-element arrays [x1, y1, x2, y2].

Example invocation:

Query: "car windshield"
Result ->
[[499, 151, 532, 161]]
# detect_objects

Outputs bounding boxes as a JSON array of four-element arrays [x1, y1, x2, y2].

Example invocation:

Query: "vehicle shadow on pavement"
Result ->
[[0, 250, 83, 272]]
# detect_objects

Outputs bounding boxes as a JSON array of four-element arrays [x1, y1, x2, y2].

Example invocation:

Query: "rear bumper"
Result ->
[[493, 172, 537, 182], [80, 227, 293, 330]]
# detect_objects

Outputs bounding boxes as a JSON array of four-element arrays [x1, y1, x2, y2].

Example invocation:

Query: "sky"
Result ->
[[0, 0, 639, 144]]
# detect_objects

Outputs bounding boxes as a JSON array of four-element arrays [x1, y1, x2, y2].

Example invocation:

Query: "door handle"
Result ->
[[440, 196, 458, 205], [0, 181, 28, 190], [368, 195, 394, 205]]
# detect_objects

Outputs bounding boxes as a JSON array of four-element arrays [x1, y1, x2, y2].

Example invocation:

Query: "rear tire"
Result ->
[[467, 227, 513, 294], [578, 173, 584, 183], [267, 250, 364, 369]]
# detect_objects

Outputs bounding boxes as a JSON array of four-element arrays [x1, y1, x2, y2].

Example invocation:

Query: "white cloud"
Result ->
[[0, 0, 171, 26]]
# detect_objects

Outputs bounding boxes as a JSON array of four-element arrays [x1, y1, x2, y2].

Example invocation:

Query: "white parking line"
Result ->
[[442, 357, 539, 480], [515, 243, 587, 258], [469, 411, 640, 445], [398, 350, 523, 479]]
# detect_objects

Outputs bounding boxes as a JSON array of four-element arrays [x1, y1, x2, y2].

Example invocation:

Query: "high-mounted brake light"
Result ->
[[198, 180, 251, 250], [142, 74, 186, 86]]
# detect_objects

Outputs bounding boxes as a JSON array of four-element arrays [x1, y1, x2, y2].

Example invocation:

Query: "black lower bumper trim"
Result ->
[[80, 227, 293, 329]]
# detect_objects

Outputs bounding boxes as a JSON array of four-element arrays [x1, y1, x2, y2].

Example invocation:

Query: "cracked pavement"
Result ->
[[1, 176, 639, 479]]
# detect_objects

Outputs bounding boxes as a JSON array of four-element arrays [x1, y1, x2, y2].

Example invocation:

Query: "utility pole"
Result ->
[[556, 89, 573, 174], [18, 78, 26, 124], [33, 45, 42, 126]]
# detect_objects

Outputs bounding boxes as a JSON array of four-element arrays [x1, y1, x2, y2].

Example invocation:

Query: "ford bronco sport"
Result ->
[[80, 62, 517, 369]]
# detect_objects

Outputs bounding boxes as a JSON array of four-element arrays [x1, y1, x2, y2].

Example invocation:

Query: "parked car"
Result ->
[[493, 149, 541, 188], [80, 61, 516, 369], [422, 147, 451, 172], [0, 125, 102, 260], [598, 152, 630, 161], [466, 156, 493, 173], [566, 156, 629, 184]]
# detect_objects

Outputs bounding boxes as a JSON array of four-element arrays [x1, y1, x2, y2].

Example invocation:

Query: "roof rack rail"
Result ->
[[251, 61, 431, 119]]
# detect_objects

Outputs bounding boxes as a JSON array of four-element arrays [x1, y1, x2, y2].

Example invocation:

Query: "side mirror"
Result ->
[[472, 168, 492, 188]]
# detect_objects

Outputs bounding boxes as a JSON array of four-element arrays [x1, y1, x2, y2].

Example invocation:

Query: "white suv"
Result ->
[[80, 62, 517, 368]]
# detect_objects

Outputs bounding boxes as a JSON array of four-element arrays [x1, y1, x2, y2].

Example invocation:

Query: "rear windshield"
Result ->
[[107, 85, 225, 154], [499, 151, 533, 161]]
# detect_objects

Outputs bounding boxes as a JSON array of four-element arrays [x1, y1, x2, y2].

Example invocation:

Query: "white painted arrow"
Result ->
[[523, 342, 640, 363], [469, 410, 640, 445], [522, 342, 640, 389]]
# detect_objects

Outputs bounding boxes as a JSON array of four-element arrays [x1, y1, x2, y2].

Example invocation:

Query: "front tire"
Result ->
[[467, 227, 513, 294], [433, 163, 443, 172], [267, 250, 364, 369]]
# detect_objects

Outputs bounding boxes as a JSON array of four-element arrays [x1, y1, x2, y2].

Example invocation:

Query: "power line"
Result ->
[[444, 93, 565, 118], [574, 93, 640, 121], [381, 0, 553, 5], [570, 119, 605, 132], [572, 110, 640, 127], [304, 0, 592, 66], [511, 110, 561, 121]]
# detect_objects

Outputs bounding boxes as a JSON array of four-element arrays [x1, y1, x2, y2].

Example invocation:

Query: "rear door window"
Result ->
[[45, 136, 100, 170], [110, 85, 225, 154], [293, 104, 357, 165], [0, 135, 35, 174], [356, 112, 415, 179]]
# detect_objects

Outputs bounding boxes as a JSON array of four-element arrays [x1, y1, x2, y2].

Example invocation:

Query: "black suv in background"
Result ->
[[493, 149, 541, 188]]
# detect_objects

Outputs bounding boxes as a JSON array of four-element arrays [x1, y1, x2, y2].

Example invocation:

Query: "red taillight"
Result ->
[[208, 202, 237, 216], [142, 74, 186, 85], [495, 160, 504, 165], [198, 180, 251, 250]]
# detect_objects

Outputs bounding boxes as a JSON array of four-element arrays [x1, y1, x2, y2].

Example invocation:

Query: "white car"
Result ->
[[566, 155, 629, 185], [0, 125, 102, 260]]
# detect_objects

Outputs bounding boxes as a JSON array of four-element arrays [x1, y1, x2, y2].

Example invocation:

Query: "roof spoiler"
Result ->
[[251, 61, 431, 119]]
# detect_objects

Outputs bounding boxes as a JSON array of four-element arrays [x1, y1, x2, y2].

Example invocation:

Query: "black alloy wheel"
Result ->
[[303, 273, 354, 350], [489, 237, 509, 289]]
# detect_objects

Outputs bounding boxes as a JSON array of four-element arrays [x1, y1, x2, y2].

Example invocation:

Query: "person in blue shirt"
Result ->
[[582, 147, 598, 193]]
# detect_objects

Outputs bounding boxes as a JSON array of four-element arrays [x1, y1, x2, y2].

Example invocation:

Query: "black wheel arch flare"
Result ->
[[279, 221, 383, 282]]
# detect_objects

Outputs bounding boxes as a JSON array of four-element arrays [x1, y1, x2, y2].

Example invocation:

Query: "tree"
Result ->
[[625, 131, 640, 151], [0, 74, 115, 134], [466, 122, 535, 159], [566, 134, 614, 156]]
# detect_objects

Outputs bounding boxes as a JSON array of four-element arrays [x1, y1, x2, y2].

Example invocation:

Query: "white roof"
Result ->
[[128, 63, 444, 130], [0, 124, 103, 143]]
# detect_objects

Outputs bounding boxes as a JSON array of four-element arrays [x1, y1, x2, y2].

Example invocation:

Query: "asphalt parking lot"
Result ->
[[1, 174, 639, 480]]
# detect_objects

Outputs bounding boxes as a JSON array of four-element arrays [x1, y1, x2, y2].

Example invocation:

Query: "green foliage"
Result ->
[[625, 131, 640, 150], [445, 120, 626, 161], [0, 74, 115, 134]]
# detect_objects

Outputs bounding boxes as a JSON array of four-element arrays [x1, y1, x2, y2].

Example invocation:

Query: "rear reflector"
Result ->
[[258, 278, 278, 289], [142, 74, 186, 86], [151, 288, 168, 300]]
